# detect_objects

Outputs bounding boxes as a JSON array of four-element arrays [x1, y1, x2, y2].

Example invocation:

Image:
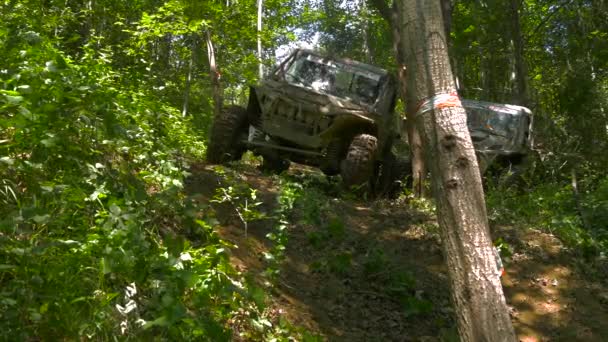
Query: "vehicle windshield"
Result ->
[[467, 108, 521, 138], [284, 52, 382, 105]]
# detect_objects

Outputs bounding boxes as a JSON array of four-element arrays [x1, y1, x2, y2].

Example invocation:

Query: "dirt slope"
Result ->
[[186, 162, 608, 341]]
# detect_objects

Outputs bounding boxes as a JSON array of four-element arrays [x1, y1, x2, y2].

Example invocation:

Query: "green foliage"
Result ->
[[264, 179, 303, 282], [362, 247, 389, 276], [2, 0, 607, 339], [0, 23, 253, 339], [487, 176, 608, 258], [0, 1, 303, 339], [211, 167, 267, 237]]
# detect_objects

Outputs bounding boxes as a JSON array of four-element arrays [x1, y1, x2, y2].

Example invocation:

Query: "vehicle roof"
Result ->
[[462, 99, 532, 116], [294, 48, 389, 77]]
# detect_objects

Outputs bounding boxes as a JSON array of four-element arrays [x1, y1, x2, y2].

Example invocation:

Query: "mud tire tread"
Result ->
[[341, 134, 378, 190], [206, 106, 249, 164]]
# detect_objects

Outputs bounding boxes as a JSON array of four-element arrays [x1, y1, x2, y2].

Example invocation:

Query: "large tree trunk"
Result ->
[[369, 0, 427, 196], [389, 2, 427, 197], [440, 0, 453, 37], [405, 96, 427, 197], [206, 30, 222, 118], [396, 0, 516, 340]]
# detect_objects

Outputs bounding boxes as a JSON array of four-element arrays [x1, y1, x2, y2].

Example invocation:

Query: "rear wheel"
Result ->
[[340, 134, 378, 191], [261, 157, 290, 173], [320, 139, 345, 176], [206, 106, 249, 164], [377, 153, 411, 198]]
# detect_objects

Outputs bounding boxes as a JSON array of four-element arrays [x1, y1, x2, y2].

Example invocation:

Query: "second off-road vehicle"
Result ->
[[206, 49, 532, 193]]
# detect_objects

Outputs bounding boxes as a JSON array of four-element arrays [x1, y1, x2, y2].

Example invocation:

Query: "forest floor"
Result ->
[[185, 161, 608, 342]]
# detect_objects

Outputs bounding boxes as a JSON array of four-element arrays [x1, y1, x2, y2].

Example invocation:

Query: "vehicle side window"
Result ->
[[354, 75, 379, 103], [334, 70, 353, 96]]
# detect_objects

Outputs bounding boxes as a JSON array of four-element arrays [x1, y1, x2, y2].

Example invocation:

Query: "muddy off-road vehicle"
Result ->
[[206, 49, 532, 193]]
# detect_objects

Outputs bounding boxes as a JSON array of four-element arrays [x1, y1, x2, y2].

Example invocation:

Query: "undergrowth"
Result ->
[[486, 176, 608, 260], [0, 28, 306, 341]]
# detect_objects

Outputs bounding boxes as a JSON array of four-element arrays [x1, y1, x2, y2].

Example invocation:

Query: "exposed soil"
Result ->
[[185, 162, 608, 341]]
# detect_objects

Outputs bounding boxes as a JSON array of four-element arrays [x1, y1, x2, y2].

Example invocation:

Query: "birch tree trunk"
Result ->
[[257, 0, 264, 80], [396, 0, 516, 340], [206, 30, 222, 118]]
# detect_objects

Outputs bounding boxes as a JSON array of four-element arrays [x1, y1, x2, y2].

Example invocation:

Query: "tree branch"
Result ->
[[366, 0, 392, 25], [525, 0, 574, 44]]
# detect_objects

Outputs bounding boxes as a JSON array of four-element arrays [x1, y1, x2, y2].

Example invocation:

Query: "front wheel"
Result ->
[[206, 106, 249, 164], [340, 134, 378, 192]]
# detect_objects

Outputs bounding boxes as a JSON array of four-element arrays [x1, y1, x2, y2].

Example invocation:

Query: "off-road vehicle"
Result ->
[[206, 49, 532, 193], [462, 99, 532, 178]]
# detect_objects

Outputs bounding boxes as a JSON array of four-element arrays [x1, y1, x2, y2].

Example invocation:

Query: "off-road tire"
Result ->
[[206, 106, 249, 164], [377, 153, 411, 198], [341, 134, 378, 191], [261, 157, 290, 174], [320, 139, 344, 176]]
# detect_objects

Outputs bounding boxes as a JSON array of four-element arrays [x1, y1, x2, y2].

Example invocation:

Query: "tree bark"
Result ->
[[206, 30, 222, 118], [257, 0, 264, 79], [396, 0, 516, 340], [510, 0, 528, 106], [405, 96, 427, 197], [182, 47, 193, 117], [440, 0, 453, 38], [360, 0, 373, 63], [368, 0, 427, 196]]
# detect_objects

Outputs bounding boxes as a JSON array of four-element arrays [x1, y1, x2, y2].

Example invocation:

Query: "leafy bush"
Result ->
[[486, 176, 608, 258], [0, 28, 295, 340]]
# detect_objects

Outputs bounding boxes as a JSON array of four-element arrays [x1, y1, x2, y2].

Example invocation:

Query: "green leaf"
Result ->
[[19, 106, 33, 120], [100, 257, 110, 274], [32, 214, 51, 224], [16, 85, 32, 94], [0, 157, 14, 165], [143, 315, 169, 329], [40, 138, 57, 147], [2, 298, 17, 306], [3, 94, 23, 104], [109, 204, 121, 215], [58, 240, 81, 245], [45, 61, 58, 72]]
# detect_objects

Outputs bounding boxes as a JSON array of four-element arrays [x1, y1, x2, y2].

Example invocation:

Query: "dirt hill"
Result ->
[[186, 161, 608, 341]]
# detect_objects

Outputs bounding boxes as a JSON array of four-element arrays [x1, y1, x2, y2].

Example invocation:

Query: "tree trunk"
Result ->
[[405, 96, 427, 197], [396, 0, 516, 340], [361, 0, 373, 63], [206, 30, 222, 118], [370, 0, 428, 196], [182, 48, 193, 117], [395, 1, 432, 197], [440, 0, 453, 37], [257, 0, 264, 79], [510, 0, 528, 106]]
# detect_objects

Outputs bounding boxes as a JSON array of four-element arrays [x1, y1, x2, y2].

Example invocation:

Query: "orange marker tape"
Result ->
[[415, 91, 463, 116]]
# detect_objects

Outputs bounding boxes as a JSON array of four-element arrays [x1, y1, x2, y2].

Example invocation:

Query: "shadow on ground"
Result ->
[[185, 162, 608, 342]]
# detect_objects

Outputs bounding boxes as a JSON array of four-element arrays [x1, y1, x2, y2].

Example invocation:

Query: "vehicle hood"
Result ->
[[258, 80, 376, 119]]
